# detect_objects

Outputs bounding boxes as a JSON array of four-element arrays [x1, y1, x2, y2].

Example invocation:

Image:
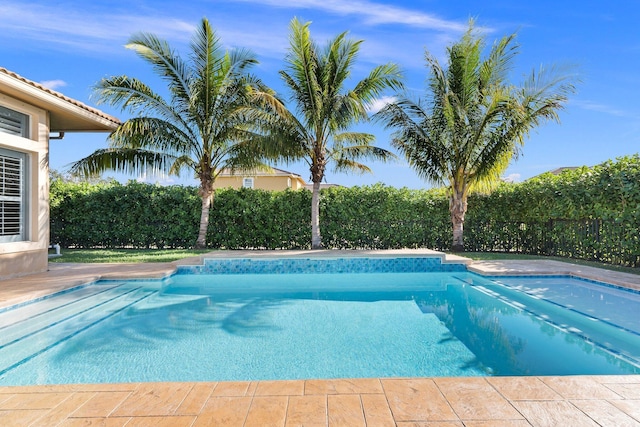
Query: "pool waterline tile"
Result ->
[[178, 256, 467, 275]]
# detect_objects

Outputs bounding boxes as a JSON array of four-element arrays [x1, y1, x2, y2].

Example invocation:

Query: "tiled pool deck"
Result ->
[[0, 249, 639, 426]]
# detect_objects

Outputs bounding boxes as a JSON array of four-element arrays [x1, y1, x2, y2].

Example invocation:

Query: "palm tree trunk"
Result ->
[[311, 181, 322, 249], [195, 190, 213, 249], [450, 188, 467, 252]]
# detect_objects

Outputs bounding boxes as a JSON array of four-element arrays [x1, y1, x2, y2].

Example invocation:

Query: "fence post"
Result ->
[[544, 219, 553, 256], [595, 218, 601, 261]]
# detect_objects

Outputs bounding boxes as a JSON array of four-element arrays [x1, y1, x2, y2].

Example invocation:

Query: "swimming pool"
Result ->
[[0, 257, 638, 385]]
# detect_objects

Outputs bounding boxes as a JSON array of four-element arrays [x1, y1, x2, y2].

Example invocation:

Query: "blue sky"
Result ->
[[1, 0, 638, 189]]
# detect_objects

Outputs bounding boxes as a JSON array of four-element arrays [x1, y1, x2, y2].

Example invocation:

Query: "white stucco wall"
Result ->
[[0, 94, 50, 278]]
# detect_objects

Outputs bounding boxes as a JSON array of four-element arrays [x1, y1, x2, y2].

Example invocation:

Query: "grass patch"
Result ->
[[458, 252, 640, 276], [48, 248, 211, 263]]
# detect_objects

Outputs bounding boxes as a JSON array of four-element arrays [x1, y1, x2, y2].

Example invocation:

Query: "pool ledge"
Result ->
[[468, 259, 640, 292]]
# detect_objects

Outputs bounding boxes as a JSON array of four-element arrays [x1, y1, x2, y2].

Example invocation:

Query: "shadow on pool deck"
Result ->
[[0, 249, 639, 426]]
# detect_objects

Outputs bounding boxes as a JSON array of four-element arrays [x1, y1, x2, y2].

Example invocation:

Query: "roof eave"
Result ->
[[0, 68, 120, 132]]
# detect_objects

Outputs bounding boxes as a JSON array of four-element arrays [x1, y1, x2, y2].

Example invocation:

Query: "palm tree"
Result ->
[[270, 18, 404, 249], [70, 18, 276, 248], [375, 21, 577, 251]]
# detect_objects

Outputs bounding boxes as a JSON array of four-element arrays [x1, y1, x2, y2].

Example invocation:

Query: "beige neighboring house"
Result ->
[[527, 166, 580, 181], [213, 167, 308, 191], [544, 167, 579, 175], [0, 67, 119, 280]]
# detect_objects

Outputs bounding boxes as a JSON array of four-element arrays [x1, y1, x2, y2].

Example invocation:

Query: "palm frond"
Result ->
[[285, 18, 322, 124], [169, 155, 197, 175], [353, 63, 404, 105], [322, 31, 359, 98], [480, 32, 519, 90], [332, 158, 372, 175], [93, 76, 197, 142], [68, 148, 178, 178], [332, 144, 397, 165], [126, 32, 192, 109], [108, 117, 194, 155], [333, 132, 375, 146]]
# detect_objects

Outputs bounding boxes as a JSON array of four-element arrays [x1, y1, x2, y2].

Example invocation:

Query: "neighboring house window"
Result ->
[[0, 148, 28, 243], [242, 177, 254, 189], [0, 105, 29, 138], [287, 177, 292, 188]]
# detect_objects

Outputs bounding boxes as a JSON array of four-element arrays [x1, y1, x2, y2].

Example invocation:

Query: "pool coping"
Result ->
[[1, 375, 639, 426], [0, 250, 639, 425]]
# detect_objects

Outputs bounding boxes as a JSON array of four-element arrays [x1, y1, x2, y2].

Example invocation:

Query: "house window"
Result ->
[[0, 148, 28, 243], [287, 177, 292, 188], [0, 106, 29, 138], [242, 177, 254, 189]]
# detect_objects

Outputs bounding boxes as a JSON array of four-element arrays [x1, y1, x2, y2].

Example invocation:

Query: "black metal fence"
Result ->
[[466, 219, 640, 268], [321, 219, 451, 251]]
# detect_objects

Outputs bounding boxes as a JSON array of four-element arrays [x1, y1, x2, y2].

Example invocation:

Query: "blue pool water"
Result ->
[[0, 257, 638, 385]]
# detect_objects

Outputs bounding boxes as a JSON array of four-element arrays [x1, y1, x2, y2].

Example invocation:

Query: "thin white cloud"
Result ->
[[502, 173, 521, 183], [214, 26, 289, 58], [572, 100, 632, 118], [0, 1, 289, 60], [0, 0, 470, 68], [0, 2, 195, 52], [367, 96, 396, 114], [230, 0, 468, 32], [39, 79, 67, 90]]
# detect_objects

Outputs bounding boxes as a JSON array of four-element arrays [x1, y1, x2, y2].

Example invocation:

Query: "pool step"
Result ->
[[0, 283, 124, 330], [466, 276, 640, 366], [0, 284, 145, 347], [0, 286, 155, 375]]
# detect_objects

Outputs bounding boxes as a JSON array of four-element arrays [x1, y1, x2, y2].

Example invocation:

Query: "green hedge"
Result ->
[[50, 154, 640, 266], [320, 185, 450, 250], [465, 154, 640, 266], [207, 187, 312, 249], [50, 181, 201, 248], [51, 182, 450, 250]]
